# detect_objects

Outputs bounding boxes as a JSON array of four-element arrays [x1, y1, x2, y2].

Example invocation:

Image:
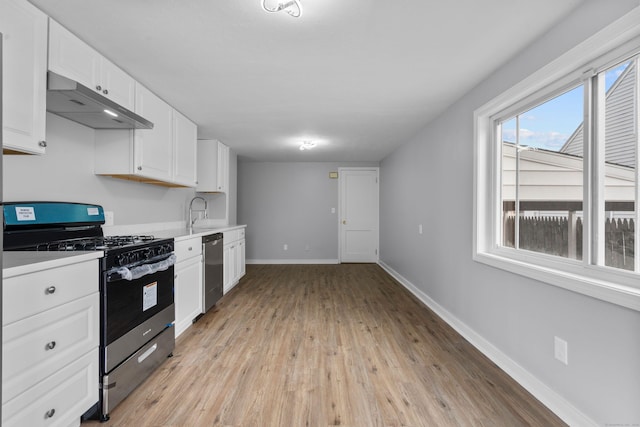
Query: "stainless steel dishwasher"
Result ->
[[202, 233, 224, 312]]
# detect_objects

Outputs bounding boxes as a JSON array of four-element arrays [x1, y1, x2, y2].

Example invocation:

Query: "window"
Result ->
[[474, 9, 640, 311], [499, 85, 584, 260]]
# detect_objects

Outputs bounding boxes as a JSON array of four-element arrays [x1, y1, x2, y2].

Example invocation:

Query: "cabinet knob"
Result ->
[[96, 85, 102, 91], [137, 166, 142, 171], [38, 140, 47, 148], [45, 286, 56, 295], [45, 408, 56, 419], [103, 89, 109, 95], [342, 220, 346, 225], [188, 247, 193, 251], [46, 341, 57, 350]]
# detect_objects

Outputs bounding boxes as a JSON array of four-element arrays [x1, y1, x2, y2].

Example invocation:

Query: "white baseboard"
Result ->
[[247, 259, 340, 265], [377, 260, 597, 427]]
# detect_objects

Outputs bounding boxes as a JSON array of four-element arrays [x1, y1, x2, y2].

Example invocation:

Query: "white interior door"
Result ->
[[339, 168, 379, 263]]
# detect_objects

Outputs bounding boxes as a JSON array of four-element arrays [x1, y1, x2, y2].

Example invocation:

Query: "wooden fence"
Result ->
[[605, 218, 635, 270], [504, 216, 635, 270]]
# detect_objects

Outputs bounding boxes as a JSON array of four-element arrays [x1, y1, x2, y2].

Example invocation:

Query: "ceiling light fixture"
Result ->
[[299, 141, 316, 151], [261, 0, 302, 18]]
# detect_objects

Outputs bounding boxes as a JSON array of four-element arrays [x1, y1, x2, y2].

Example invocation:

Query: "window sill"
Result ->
[[473, 251, 640, 312]]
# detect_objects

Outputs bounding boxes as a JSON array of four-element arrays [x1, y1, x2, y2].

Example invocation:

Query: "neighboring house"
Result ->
[[561, 60, 637, 168]]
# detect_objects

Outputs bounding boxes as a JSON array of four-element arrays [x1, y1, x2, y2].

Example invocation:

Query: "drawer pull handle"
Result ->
[[45, 408, 56, 419], [45, 286, 56, 295], [138, 343, 158, 364], [46, 341, 57, 350]]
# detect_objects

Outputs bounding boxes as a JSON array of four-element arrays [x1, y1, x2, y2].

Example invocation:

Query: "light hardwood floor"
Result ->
[[85, 264, 566, 426]]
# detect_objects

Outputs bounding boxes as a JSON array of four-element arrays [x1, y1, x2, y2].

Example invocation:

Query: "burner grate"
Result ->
[[31, 235, 156, 251]]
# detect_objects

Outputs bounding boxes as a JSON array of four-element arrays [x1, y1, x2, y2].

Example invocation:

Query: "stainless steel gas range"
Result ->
[[2, 202, 176, 421]]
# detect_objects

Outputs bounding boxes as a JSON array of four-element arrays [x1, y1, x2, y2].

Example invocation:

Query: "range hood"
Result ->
[[46, 72, 153, 130]]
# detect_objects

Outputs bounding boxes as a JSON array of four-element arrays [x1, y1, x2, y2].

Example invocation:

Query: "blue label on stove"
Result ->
[[3, 202, 105, 227]]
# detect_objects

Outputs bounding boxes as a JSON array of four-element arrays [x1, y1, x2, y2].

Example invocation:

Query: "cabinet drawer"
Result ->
[[223, 229, 239, 244], [175, 237, 202, 261], [3, 260, 98, 325], [3, 293, 99, 402], [2, 348, 98, 427]]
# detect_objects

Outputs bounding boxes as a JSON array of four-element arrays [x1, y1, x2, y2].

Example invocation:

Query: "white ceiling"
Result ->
[[29, 0, 582, 162]]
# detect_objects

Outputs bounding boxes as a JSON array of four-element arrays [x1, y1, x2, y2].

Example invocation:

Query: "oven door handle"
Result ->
[[107, 254, 177, 282]]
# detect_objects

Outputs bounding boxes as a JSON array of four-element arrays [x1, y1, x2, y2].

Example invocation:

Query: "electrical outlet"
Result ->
[[305, 244, 310, 251], [554, 336, 568, 365], [331, 207, 336, 214], [104, 211, 114, 226], [418, 224, 423, 235], [283, 244, 288, 251]]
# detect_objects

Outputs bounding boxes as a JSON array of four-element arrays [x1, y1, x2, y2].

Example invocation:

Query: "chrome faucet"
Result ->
[[189, 196, 208, 231]]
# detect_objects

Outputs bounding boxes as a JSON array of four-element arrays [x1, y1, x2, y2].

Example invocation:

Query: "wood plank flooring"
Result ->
[[84, 264, 566, 427]]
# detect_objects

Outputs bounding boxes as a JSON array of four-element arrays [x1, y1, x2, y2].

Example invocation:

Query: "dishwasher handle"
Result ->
[[203, 233, 223, 244]]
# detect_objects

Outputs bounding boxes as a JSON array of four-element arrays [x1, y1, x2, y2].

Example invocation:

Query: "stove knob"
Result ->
[[143, 249, 152, 260], [115, 254, 125, 267]]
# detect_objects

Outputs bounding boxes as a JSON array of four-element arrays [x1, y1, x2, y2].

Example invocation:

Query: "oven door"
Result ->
[[103, 262, 174, 373]]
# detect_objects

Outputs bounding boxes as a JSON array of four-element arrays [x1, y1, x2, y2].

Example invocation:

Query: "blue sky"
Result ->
[[502, 62, 630, 151]]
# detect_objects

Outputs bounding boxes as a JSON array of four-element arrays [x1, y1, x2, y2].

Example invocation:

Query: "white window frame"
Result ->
[[473, 7, 640, 312]]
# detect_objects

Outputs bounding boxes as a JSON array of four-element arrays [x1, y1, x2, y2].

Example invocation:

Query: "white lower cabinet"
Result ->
[[223, 227, 246, 294], [174, 237, 203, 338], [2, 258, 99, 427], [2, 349, 98, 427]]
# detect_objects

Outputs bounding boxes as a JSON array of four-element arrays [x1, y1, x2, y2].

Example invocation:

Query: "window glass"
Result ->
[[601, 60, 636, 270], [500, 86, 584, 259]]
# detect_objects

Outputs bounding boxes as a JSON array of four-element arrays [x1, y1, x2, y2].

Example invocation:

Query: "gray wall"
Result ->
[[379, 0, 640, 425], [3, 113, 233, 226], [238, 161, 378, 261]]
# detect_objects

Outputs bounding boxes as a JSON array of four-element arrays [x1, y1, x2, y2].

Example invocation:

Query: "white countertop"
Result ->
[[3, 251, 104, 279]]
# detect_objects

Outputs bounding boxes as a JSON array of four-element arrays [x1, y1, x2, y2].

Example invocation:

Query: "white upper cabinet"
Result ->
[[48, 19, 135, 110], [95, 83, 197, 188], [0, 0, 47, 155], [173, 109, 198, 187], [197, 139, 229, 193], [133, 83, 173, 182]]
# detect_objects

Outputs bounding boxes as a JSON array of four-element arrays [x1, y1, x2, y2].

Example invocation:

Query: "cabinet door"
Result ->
[[48, 19, 100, 92], [196, 139, 219, 192], [134, 84, 173, 182], [173, 110, 198, 187], [223, 243, 236, 294], [237, 239, 246, 279], [174, 256, 203, 338], [100, 57, 135, 111], [216, 142, 230, 192], [1, 0, 47, 154]]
